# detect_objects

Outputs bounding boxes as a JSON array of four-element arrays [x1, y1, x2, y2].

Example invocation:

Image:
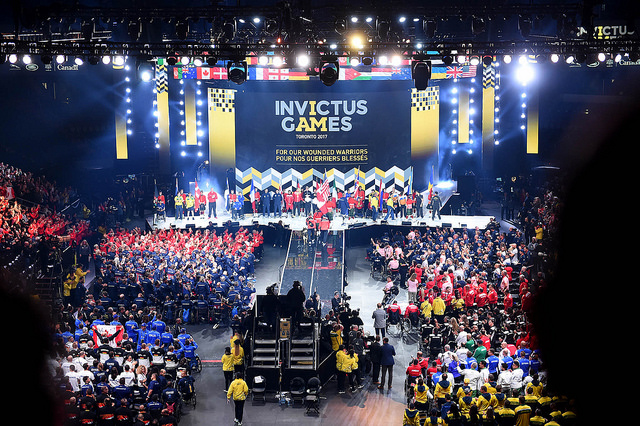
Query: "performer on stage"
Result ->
[[185, 192, 196, 220], [154, 191, 166, 225], [413, 190, 423, 218], [198, 190, 206, 218]]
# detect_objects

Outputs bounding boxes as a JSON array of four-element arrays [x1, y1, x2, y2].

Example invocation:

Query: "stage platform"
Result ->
[[147, 210, 495, 232]]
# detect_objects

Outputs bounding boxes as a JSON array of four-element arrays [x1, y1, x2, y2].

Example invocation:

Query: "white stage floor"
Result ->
[[148, 210, 495, 231]]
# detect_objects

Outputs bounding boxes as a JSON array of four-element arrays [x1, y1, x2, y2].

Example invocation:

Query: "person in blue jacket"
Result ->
[[378, 337, 396, 390]]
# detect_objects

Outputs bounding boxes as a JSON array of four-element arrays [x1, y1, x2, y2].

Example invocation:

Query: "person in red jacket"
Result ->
[[284, 189, 294, 215], [406, 359, 422, 384], [386, 301, 402, 325]]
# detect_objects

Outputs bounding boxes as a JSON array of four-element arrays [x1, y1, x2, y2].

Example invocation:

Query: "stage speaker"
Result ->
[[185, 223, 195, 229], [402, 221, 411, 226], [442, 223, 452, 228]]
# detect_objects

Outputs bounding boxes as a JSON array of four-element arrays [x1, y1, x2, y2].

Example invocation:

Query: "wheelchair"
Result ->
[[385, 311, 403, 336], [370, 258, 385, 281]]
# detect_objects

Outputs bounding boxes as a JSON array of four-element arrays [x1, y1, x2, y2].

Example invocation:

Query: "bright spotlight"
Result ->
[[140, 70, 152, 82], [272, 56, 283, 67], [503, 55, 512, 64], [253, 17, 261, 24], [258, 55, 268, 66], [597, 52, 607, 62], [399, 17, 406, 23], [22, 55, 32, 64], [297, 54, 310, 67], [456, 55, 466, 64], [8, 54, 17, 64], [391, 55, 402, 67], [56, 55, 66, 64], [113, 56, 125, 66], [350, 35, 365, 49], [350, 57, 360, 67], [550, 54, 559, 63], [378, 55, 388, 66], [101, 55, 110, 65], [74, 57, 83, 66], [180, 56, 190, 65], [351, 16, 358, 23], [516, 64, 534, 85]]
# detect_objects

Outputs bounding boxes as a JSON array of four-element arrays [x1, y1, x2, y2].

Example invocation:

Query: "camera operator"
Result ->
[[261, 283, 280, 333]]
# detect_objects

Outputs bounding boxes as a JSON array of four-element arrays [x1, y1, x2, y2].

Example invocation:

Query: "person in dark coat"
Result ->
[[378, 337, 396, 390], [369, 335, 382, 384]]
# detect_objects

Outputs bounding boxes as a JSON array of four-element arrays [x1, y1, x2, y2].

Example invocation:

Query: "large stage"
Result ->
[[147, 210, 495, 232]]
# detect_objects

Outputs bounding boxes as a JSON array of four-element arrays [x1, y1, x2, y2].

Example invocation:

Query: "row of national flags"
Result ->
[[173, 64, 476, 81]]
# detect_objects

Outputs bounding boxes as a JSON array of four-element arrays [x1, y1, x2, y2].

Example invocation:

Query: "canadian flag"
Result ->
[[92, 324, 124, 348], [198, 67, 211, 79]]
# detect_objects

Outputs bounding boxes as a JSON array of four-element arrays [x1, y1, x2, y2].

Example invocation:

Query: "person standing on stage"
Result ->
[[414, 190, 424, 218], [228, 190, 237, 214], [207, 187, 218, 219], [430, 191, 442, 220], [174, 190, 184, 220], [284, 189, 294, 216], [185, 192, 196, 220], [198, 191, 206, 218], [293, 186, 303, 216], [262, 189, 272, 217], [369, 191, 379, 221], [227, 372, 249, 425], [273, 189, 283, 217], [384, 191, 396, 221]]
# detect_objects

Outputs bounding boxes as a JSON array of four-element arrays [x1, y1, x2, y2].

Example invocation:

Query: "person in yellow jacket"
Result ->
[[232, 338, 244, 373], [221, 347, 235, 391], [403, 403, 421, 426], [346, 347, 362, 391], [174, 191, 184, 220], [432, 293, 446, 323], [420, 299, 432, 319], [335, 345, 350, 394], [433, 373, 452, 405], [63, 270, 78, 306], [227, 372, 249, 425], [330, 323, 343, 351]]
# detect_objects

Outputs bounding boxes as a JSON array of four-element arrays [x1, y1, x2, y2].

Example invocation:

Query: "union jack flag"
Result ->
[[446, 66, 464, 79]]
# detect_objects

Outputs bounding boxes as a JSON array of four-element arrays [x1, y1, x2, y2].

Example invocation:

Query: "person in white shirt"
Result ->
[[437, 345, 454, 367], [455, 329, 468, 348], [479, 360, 490, 385], [496, 362, 512, 395], [65, 364, 82, 392], [456, 360, 482, 395], [509, 360, 524, 396], [118, 363, 136, 387]]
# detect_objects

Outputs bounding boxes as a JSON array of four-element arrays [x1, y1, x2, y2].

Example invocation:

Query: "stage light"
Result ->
[[180, 56, 190, 65], [181, 151, 186, 157], [8, 54, 17, 64], [469, 56, 480, 66], [193, 57, 203, 67], [366, 17, 373, 23], [412, 60, 431, 91], [452, 87, 458, 94], [155, 143, 160, 149], [272, 56, 283, 67], [503, 55, 512, 64], [319, 57, 339, 86], [297, 54, 310, 67], [329, 43, 338, 50], [21, 54, 31, 64], [597, 52, 607, 62], [456, 55, 466, 64], [550, 53, 559, 63], [350, 57, 360, 66], [197, 151, 203, 157], [56, 55, 66, 64], [351, 16, 358, 23], [378, 55, 388, 65], [206, 56, 217, 66], [391, 55, 402, 67], [258, 55, 268, 66], [482, 56, 493, 66], [565, 55, 575, 64], [227, 60, 247, 84], [114, 56, 125, 66], [74, 57, 84, 66], [350, 34, 365, 49], [399, 16, 406, 23], [140, 69, 152, 82], [442, 55, 453, 65], [362, 57, 373, 66], [253, 17, 261, 24], [518, 55, 528, 65], [614, 53, 622, 63]]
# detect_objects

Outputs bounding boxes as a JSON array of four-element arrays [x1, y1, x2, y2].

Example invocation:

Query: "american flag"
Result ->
[[317, 172, 330, 203]]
